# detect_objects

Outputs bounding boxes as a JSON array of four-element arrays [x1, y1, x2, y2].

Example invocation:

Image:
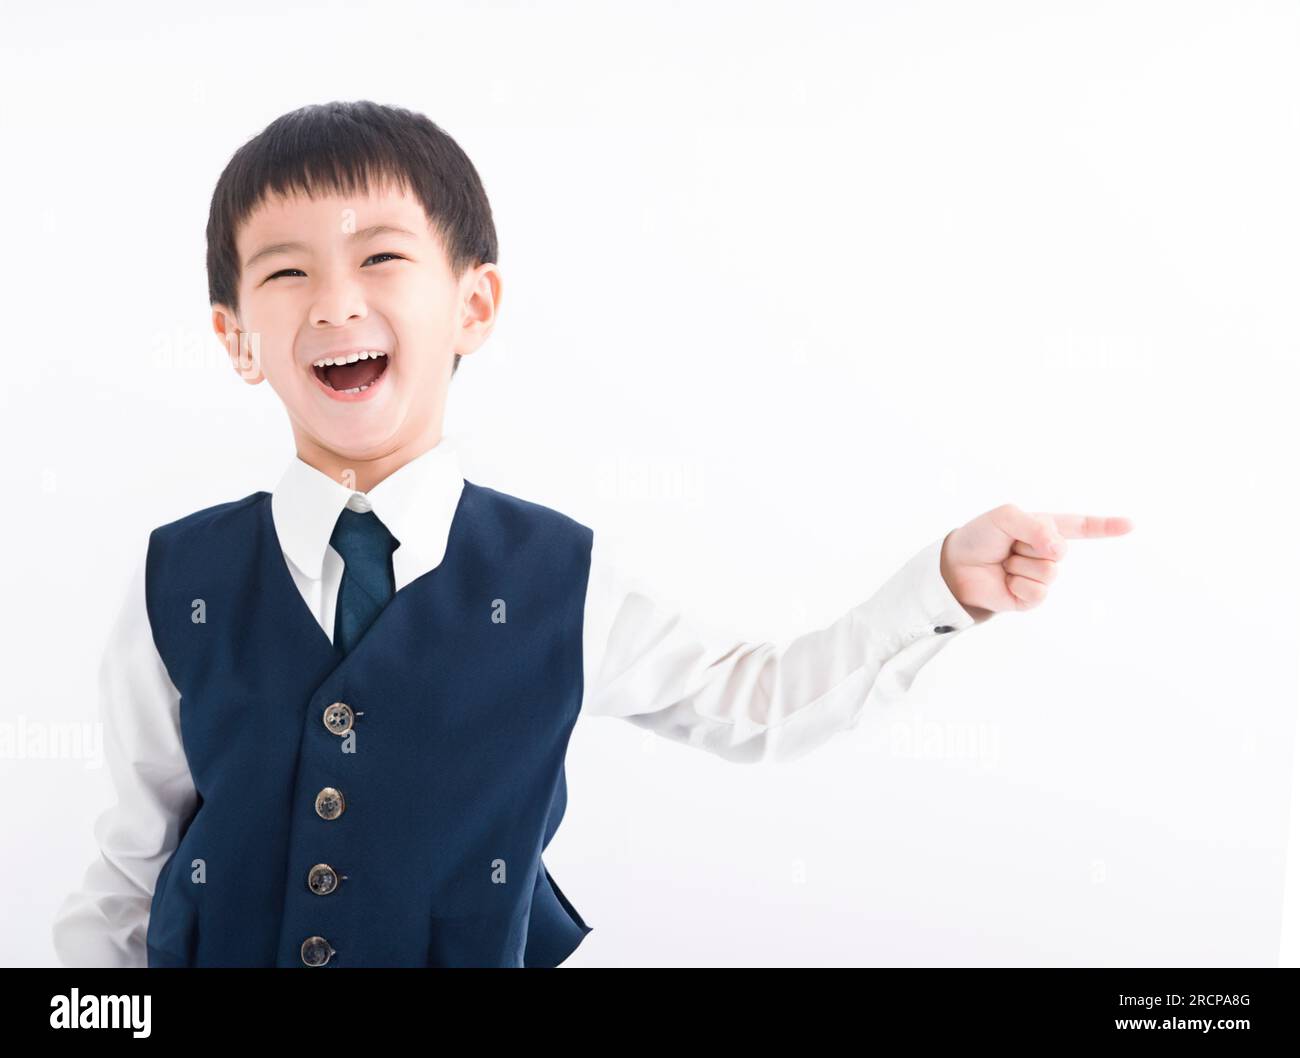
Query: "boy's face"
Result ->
[[212, 180, 498, 471]]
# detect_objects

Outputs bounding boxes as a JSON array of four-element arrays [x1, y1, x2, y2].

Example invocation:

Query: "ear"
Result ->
[[212, 305, 264, 384], [453, 263, 502, 360]]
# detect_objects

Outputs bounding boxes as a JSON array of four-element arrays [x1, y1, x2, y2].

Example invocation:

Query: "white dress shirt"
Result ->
[[51, 436, 981, 968]]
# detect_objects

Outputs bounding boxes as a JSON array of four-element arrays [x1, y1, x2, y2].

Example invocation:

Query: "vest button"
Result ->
[[308, 863, 339, 895], [315, 787, 346, 820], [323, 701, 355, 735], [300, 936, 335, 966]]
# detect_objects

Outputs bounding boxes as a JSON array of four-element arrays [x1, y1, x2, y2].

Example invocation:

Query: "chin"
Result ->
[[322, 425, 404, 459], [295, 405, 401, 457]]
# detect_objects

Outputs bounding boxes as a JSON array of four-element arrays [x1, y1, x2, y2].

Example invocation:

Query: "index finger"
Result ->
[[1038, 514, 1134, 539]]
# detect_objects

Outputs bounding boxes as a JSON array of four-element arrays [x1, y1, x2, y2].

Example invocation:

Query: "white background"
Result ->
[[2, 0, 1296, 967]]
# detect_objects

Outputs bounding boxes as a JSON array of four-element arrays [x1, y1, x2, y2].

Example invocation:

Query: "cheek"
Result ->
[[391, 306, 456, 364], [239, 302, 288, 349]]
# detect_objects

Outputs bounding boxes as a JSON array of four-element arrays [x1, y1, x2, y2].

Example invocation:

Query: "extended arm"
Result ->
[[579, 532, 980, 764]]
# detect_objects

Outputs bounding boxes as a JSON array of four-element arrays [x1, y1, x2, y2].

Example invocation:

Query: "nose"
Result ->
[[310, 275, 369, 328]]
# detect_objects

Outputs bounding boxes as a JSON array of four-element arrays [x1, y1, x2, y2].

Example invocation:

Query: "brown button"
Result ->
[[308, 863, 340, 895], [300, 935, 335, 966], [315, 787, 345, 820], [323, 701, 355, 735]]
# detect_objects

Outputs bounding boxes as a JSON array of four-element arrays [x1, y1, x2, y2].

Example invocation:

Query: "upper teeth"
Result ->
[[312, 350, 389, 368]]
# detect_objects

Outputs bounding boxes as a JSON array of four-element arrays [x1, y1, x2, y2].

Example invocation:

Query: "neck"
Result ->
[[292, 417, 444, 494]]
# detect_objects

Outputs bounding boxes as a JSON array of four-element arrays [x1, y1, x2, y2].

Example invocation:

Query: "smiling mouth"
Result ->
[[312, 352, 391, 394]]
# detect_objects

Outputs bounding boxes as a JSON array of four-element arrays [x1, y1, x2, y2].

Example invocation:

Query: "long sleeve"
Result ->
[[51, 549, 198, 968], [579, 532, 985, 764]]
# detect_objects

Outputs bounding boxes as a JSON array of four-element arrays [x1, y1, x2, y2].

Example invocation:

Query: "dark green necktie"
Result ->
[[330, 507, 400, 656]]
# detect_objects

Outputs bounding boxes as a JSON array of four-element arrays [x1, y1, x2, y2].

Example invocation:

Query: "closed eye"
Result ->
[[265, 253, 405, 281]]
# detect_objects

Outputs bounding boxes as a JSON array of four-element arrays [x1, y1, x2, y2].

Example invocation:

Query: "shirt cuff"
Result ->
[[857, 535, 980, 661]]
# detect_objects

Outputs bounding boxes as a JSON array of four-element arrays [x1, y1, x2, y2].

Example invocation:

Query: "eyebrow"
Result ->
[[243, 224, 419, 270]]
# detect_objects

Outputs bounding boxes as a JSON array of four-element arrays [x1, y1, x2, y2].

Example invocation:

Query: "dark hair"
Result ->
[[206, 100, 498, 377]]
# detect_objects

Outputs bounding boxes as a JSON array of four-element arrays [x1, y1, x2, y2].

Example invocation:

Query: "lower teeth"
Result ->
[[339, 381, 373, 394]]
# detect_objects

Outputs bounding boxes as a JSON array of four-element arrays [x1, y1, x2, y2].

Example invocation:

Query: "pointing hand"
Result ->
[[940, 504, 1134, 620]]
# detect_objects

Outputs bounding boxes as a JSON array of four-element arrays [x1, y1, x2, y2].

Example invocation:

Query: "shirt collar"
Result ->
[[271, 436, 465, 592]]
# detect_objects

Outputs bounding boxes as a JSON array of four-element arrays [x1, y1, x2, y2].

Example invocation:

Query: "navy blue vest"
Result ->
[[141, 479, 594, 967]]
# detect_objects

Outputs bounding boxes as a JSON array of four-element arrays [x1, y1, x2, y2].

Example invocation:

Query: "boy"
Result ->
[[51, 100, 1133, 968]]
